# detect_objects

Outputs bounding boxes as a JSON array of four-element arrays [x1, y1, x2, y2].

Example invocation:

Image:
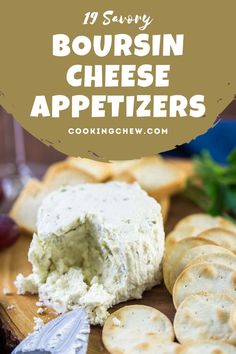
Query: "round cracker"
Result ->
[[128, 342, 181, 354], [163, 237, 216, 294], [166, 214, 236, 248], [173, 262, 236, 308], [179, 341, 236, 354], [102, 305, 174, 354], [159, 197, 170, 223], [174, 293, 236, 345], [166, 245, 233, 293], [175, 213, 236, 234], [198, 227, 236, 254], [188, 252, 236, 271], [165, 226, 201, 250]]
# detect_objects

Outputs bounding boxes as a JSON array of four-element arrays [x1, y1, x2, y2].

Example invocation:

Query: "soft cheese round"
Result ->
[[37, 182, 162, 240], [17, 182, 164, 325]]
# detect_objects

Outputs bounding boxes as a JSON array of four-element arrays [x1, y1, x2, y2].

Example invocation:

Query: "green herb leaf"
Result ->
[[184, 148, 236, 223]]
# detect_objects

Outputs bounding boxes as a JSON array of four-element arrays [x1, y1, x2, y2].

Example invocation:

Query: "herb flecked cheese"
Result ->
[[15, 182, 164, 325]]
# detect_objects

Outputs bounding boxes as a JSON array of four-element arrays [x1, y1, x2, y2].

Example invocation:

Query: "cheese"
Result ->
[[33, 317, 44, 331], [15, 182, 164, 325], [2, 287, 10, 295], [15, 273, 39, 295]]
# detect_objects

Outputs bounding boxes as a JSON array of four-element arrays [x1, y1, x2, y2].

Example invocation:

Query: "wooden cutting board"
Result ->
[[0, 190, 199, 353]]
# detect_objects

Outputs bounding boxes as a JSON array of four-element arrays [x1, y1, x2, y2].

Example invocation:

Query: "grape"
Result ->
[[0, 214, 20, 249]]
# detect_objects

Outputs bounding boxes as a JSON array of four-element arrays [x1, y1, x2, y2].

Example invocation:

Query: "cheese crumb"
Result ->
[[36, 301, 44, 307], [6, 304, 15, 310], [80, 328, 90, 335], [112, 316, 122, 327], [33, 317, 44, 331], [3, 287, 10, 295], [73, 343, 83, 350], [15, 273, 39, 295], [37, 307, 45, 315]]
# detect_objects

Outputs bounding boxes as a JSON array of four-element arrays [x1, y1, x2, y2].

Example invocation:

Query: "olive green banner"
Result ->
[[0, 0, 235, 160]]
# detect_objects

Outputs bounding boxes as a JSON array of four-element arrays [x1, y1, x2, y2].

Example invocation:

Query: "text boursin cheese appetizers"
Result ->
[[15, 182, 164, 325]]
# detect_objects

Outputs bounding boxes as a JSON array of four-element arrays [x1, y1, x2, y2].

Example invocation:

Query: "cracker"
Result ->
[[9, 178, 46, 234], [166, 214, 236, 248], [166, 244, 233, 293], [159, 197, 170, 223], [110, 170, 137, 183], [111, 156, 187, 198], [111, 159, 143, 177], [102, 305, 174, 354], [173, 262, 236, 308], [129, 157, 187, 199], [179, 341, 236, 354], [175, 213, 236, 235], [43, 161, 98, 191], [163, 238, 216, 294], [165, 158, 194, 178], [198, 227, 236, 254], [188, 252, 236, 271], [165, 226, 201, 250], [174, 293, 236, 345], [128, 342, 181, 354], [67, 157, 111, 181]]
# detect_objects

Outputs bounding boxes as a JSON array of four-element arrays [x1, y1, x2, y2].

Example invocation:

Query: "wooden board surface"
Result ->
[[0, 193, 200, 354]]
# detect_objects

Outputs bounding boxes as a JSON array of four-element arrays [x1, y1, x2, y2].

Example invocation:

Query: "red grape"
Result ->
[[0, 214, 20, 250]]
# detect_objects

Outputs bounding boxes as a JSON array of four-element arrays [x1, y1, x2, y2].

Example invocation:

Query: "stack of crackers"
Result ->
[[101, 299, 236, 353], [9, 155, 189, 234], [163, 213, 236, 352], [101, 213, 236, 353]]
